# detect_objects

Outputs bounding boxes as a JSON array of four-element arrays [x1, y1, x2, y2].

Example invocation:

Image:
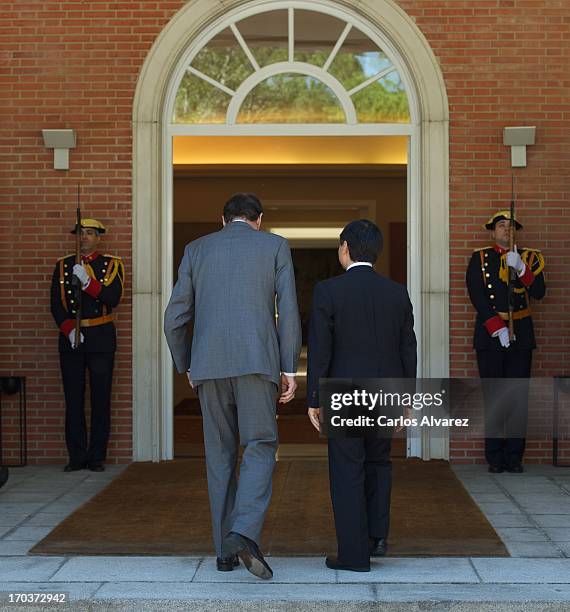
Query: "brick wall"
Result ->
[[0, 2, 184, 464], [397, 0, 570, 462], [1, 1, 569, 463]]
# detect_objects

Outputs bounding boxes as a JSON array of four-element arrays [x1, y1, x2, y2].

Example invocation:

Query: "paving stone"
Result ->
[[0, 503, 47, 514], [495, 528, 549, 543], [468, 493, 511, 503], [472, 558, 570, 583], [50, 557, 201, 583], [24, 513, 69, 527], [555, 542, 570, 556], [542, 528, 570, 542], [95, 582, 378, 602], [532, 515, 570, 528], [334, 558, 479, 584], [0, 557, 66, 581], [0, 541, 37, 556], [93, 582, 570, 603], [518, 500, 570, 514], [503, 542, 564, 558], [3, 526, 55, 541], [39, 502, 84, 514], [475, 502, 523, 515], [486, 514, 532, 528], [0, 492, 66, 503]]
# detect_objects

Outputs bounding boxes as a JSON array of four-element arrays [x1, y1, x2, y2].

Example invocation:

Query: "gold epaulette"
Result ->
[[103, 253, 122, 260], [57, 253, 75, 262], [520, 247, 541, 253], [472, 246, 492, 252]]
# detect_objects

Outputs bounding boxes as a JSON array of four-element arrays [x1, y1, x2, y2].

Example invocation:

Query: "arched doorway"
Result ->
[[132, 0, 449, 462]]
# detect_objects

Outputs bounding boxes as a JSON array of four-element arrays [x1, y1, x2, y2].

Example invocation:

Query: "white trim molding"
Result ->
[[132, 0, 449, 462]]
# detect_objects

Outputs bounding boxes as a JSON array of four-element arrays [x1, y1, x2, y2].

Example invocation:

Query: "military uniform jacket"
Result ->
[[466, 246, 545, 351], [50, 252, 125, 353]]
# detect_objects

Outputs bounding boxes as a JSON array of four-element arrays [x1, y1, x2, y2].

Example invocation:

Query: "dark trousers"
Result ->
[[59, 351, 115, 464], [476, 349, 532, 468], [328, 435, 392, 567]]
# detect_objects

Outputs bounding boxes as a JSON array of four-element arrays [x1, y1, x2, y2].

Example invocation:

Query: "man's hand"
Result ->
[[73, 263, 91, 289], [186, 371, 194, 389], [308, 407, 321, 432], [279, 374, 297, 403], [493, 326, 510, 348], [68, 329, 85, 348], [506, 248, 525, 276]]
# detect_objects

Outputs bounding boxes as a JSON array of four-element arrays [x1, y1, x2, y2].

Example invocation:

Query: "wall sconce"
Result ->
[[503, 126, 535, 168], [42, 129, 76, 170]]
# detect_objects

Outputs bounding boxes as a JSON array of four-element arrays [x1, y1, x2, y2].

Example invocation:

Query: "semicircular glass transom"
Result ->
[[237, 74, 345, 124], [172, 6, 411, 125]]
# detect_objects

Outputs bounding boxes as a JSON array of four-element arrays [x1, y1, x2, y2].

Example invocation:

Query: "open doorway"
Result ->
[[171, 152, 407, 458], [133, 0, 450, 462]]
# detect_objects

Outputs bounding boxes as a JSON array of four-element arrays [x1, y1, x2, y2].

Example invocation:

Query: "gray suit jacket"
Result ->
[[164, 221, 302, 386]]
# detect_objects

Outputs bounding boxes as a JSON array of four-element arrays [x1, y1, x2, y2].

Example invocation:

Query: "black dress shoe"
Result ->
[[325, 555, 370, 572], [506, 464, 524, 473], [488, 464, 504, 474], [216, 555, 240, 572], [63, 462, 85, 472], [225, 531, 273, 580], [87, 462, 105, 472], [369, 537, 388, 557]]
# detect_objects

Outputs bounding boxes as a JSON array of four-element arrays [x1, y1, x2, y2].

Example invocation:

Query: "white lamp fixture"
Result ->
[[42, 129, 76, 170], [503, 126, 535, 168]]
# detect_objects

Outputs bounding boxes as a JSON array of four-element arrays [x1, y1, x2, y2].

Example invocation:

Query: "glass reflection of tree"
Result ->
[[174, 46, 409, 124]]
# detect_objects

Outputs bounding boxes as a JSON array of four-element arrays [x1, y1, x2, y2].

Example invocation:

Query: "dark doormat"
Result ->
[[30, 458, 508, 557]]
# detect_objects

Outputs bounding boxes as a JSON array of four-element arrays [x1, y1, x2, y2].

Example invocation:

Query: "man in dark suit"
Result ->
[[307, 219, 417, 572], [466, 210, 545, 473]]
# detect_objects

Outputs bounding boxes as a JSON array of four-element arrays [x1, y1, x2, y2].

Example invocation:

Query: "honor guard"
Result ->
[[466, 210, 545, 473], [50, 219, 124, 472]]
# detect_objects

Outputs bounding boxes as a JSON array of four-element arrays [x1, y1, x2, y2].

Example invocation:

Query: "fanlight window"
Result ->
[[173, 7, 410, 125]]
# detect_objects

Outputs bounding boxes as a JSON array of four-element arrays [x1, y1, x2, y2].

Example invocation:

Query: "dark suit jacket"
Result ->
[[307, 265, 417, 407], [465, 246, 545, 351], [50, 253, 124, 353]]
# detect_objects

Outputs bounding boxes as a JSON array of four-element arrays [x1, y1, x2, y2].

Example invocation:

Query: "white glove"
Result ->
[[68, 328, 85, 347], [186, 371, 194, 389], [493, 326, 510, 349], [506, 249, 525, 276], [73, 263, 91, 289]]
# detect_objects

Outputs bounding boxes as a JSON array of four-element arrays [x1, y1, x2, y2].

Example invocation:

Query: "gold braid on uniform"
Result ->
[[499, 249, 544, 291], [521, 249, 545, 276], [102, 256, 124, 288]]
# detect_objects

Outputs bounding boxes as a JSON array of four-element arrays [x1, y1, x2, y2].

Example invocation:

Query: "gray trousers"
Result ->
[[196, 374, 278, 558]]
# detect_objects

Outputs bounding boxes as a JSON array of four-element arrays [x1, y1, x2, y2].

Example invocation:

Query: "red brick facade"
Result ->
[[1, 1, 569, 464]]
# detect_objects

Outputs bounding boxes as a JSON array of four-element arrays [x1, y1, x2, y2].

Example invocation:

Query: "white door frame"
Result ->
[[132, 0, 449, 462]]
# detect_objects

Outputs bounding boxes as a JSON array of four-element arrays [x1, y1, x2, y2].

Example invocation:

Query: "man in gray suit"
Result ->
[[164, 193, 301, 579]]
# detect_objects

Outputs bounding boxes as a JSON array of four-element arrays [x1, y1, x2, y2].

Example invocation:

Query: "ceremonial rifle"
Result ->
[[507, 175, 516, 342], [73, 185, 82, 349]]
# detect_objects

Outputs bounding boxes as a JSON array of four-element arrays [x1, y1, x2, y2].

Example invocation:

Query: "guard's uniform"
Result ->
[[466, 241, 545, 468], [50, 250, 124, 466]]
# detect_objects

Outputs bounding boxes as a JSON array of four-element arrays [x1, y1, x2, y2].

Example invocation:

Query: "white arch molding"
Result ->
[[132, 0, 450, 462]]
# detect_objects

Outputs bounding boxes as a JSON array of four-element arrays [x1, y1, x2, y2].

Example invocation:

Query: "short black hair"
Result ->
[[340, 219, 383, 264], [223, 193, 263, 223]]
